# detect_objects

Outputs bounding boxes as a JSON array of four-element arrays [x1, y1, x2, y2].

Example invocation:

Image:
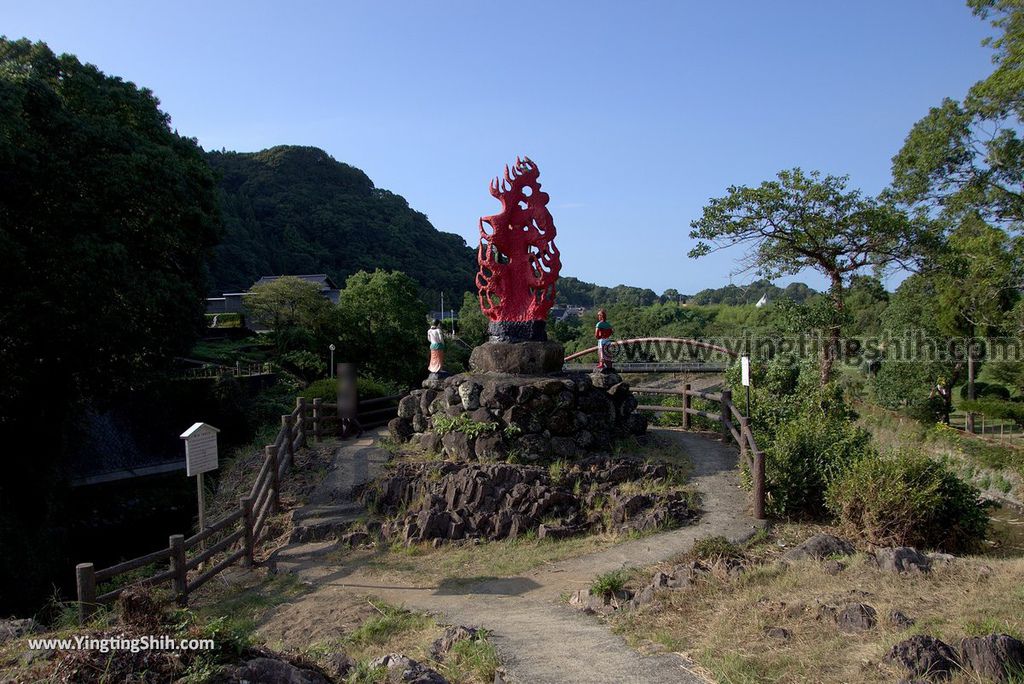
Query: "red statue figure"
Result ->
[[595, 309, 614, 371], [476, 157, 561, 340]]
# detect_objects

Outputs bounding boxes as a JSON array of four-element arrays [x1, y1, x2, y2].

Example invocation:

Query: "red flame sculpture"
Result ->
[[476, 157, 561, 322]]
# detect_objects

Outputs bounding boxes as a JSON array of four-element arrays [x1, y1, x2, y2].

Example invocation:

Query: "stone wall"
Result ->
[[387, 371, 647, 463]]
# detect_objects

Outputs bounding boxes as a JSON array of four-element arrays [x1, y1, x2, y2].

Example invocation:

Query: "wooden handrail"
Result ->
[[636, 384, 766, 521], [94, 547, 172, 582]]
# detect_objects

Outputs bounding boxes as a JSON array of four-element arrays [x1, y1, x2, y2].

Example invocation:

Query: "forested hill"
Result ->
[[205, 146, 477, 296]]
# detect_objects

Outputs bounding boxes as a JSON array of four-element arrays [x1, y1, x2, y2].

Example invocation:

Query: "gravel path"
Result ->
[[264, 428, 763, 684]]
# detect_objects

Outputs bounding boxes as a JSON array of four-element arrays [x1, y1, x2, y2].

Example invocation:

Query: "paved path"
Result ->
[[264, 429, 763, 684]]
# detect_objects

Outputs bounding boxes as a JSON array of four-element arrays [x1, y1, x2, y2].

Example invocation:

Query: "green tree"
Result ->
[[873, 275, 960, 422], [689, 169, 926, 383], [457, 291, 489, 345], [338, 270, 428, 387], [244, 276, 337, 355], [0, 39, 220, 614], [891, 0, 1024, 226]]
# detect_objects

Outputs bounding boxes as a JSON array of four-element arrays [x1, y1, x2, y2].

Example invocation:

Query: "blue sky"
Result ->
[[3, 1, 995, 295]]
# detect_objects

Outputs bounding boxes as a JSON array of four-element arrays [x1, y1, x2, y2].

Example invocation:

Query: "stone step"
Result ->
[[292, 502, 364, 523]]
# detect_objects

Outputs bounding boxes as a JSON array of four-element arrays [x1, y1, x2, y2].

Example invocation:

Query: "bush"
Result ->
[[299, 376, 402, 403], [960, 382, 1012, 401], [761, 409, 873, 518], [826, 450, 990, 552]]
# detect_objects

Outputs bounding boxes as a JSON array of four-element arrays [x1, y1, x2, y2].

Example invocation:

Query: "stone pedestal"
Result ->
[[469, 340, 565, 375], [389, 371, 646, 463]]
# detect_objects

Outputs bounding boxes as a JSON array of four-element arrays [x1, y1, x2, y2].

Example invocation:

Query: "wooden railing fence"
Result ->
[[634, 384, 766, 520], [74, 389, 404, 624]]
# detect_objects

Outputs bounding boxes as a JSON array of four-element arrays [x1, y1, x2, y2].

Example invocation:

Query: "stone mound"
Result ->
[[389, 371, 646, 464], [366, 458, 695, 544]]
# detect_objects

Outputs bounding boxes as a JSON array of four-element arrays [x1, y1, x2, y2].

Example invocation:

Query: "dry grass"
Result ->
[[340, 532, 620, 587], [612, 525, 1024, 683]]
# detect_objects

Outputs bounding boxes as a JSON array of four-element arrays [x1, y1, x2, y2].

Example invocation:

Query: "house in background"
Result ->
[[205, 274, 341, 321]]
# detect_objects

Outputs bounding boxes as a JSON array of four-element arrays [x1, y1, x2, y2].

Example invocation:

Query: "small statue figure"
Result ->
[[595, 309, 614, 371], [427, 319, 446, 374]]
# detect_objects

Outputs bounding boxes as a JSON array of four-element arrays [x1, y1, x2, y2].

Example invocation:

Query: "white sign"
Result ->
[[741, 356, 751, 387], [180, 422, 220, 476]]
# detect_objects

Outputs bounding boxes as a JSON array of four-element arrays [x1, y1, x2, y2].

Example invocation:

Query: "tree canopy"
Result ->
[[891, 0, 1024, 228], [337, 269, 429, 387], [0, 38, 220, 613], [689, 168, 926, 382], [0, 38, 220, 418]]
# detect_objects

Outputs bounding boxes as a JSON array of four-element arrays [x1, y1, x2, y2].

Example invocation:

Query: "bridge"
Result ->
[[562, 361, 726, 373], [563, 337, 737, 373]]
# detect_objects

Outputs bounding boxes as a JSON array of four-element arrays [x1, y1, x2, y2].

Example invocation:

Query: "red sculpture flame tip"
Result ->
[[476, 157, 561, 322]]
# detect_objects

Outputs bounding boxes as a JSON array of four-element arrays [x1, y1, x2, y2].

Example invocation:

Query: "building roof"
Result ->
[[252, 274, 339, 291]]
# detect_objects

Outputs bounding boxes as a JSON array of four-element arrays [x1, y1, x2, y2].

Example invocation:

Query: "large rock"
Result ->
[[874, 547, 932, 574], [230, 657, 331, 684], [0, 618, 39, 645], [430, 625, 480, 661], [886, 635, 959, 680], [836, 603, 877, 632], [469, 340, 565, 374], [783, 533, 856, 561], [369, 653, 448, 683], [959, 634, 1024, 683]]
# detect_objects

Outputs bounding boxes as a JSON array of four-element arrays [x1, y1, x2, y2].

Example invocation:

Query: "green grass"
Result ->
[[591, 569, 628, 597], [439, 630, 501, 683], [344, 602, 432, 650]]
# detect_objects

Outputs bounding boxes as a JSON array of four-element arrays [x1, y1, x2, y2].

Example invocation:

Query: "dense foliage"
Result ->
[[726, 357, 874, 517], [337, 269, 429, 387], [0, 38, 220, 613], [827, 450, 990, 552], [206, 146, 477, 300], [556, 276, 660, 308], [688, 279, 816, 306], [690, 168, 927, 383]]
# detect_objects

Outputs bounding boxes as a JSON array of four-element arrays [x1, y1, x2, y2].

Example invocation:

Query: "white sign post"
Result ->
[[180, 422, 220, 535], [740, 355, 751, 418]]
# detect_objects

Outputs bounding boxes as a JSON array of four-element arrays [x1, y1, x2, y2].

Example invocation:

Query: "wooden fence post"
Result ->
[[682, 383, 692, 430], [169, 534, 187, 607], [739, 416, 749, 467], [312, 398, 322, 442], [281, 414, 294, 470], [296, 397, 308, 448], [752, 444, 766, 520], [76, 563, 96, 624], [720, 390, 732, 442], [266, 445, 281, 513], [240, 495, 255, 567]]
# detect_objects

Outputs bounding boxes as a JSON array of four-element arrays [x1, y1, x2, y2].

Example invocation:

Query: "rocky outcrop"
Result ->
[[388, 372, 646, 464], [0, 618, 40, 645], [886, 635, 959, 680], [229, 657, 331, 684], [366, 458, 695, 544], [959, 634, 1024, 683]]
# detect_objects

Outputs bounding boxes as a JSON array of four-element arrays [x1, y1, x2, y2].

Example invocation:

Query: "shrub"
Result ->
[[299, 376, 402, 403], [762, 410, 873, 517], [590, 569, 628, 597], [960, 382, 1012, 401], [826, 450, 990, 552]]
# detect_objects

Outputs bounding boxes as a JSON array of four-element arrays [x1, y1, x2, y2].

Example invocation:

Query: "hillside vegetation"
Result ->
[[206, 146, 478, 298]]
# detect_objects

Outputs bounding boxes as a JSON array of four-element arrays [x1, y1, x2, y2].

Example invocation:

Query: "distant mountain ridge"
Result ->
[[205, 145, 477, 297], [203, 145, 722, 306]]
